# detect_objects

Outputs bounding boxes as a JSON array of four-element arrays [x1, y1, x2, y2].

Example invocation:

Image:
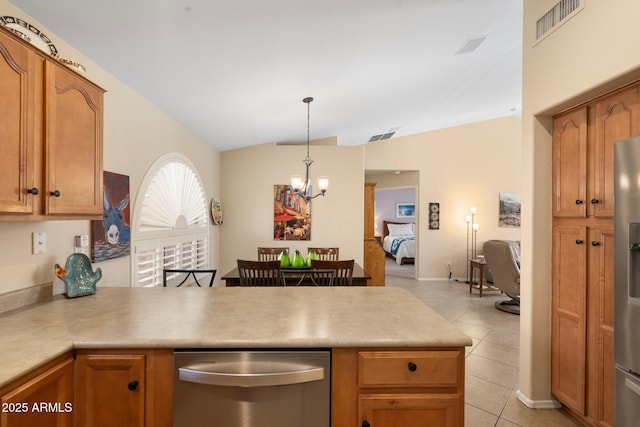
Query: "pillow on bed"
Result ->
[[387, 223, 414, 236]]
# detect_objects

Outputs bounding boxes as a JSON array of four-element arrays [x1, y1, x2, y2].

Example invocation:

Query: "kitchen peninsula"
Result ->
[[0, 287, 471, 426]]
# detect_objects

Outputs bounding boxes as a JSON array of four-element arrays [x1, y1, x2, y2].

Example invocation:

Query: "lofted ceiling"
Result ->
[[8, 0, 523, 152]]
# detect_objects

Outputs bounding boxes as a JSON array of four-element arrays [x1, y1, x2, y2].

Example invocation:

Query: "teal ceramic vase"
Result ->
[[54, 253, 102, 298]]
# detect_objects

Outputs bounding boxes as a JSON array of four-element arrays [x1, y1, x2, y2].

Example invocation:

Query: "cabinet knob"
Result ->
[[591, 198, 600, 204], [27, 187, 39, 195], [575, 199, 584, 205], [408, 362, 417, 372], [362, 421, 370, 427], [127, 380, 139, 391], [576, 239, 584, 245], [50, 190, 61, 197], [592, 241, 600, 246]]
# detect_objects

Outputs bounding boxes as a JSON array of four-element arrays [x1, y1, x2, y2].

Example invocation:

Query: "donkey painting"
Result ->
[[103, 188, 130, 245]]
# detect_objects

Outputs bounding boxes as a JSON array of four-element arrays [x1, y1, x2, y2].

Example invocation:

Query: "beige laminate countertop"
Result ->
[[0, 286, 471, 388]]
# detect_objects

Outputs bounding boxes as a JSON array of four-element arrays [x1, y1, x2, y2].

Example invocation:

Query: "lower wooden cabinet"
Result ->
[[551, 224, 614, 426], [0, 354, 74, 427], [360, 394, 461, 427], [332, 348, 465, 427], [74, 349, 173, 427]]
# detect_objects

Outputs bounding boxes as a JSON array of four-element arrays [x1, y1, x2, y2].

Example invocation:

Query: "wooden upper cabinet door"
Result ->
[[44, 61, 103, 216], [553, 108, 588, 218], [0, 31, 39, 214], [594, 86, 639, 218]]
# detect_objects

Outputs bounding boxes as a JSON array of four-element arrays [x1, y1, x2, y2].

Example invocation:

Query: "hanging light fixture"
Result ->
[[290, 97, 329, 201]]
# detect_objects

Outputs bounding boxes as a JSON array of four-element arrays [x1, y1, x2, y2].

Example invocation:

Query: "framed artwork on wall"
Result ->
[[91, 171, 131, 262], [210, 197, 223, 225], [499, 192, 521, 227], [396, 202, 415, 219], [429, 202, 440, 229], [273, 185, 311, 240]]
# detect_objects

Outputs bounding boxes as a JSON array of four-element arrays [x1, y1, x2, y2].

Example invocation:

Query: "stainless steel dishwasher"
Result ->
[[173, 350, 330, 427]]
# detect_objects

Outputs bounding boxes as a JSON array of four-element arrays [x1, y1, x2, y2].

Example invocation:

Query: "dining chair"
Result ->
[[310, 259, 354, 286], [307, 247, 339, 261], [306, 269, 337, 286], [237, 260, 283, 286], [257, 247, 289, 261], [163, 269, 216, 287]]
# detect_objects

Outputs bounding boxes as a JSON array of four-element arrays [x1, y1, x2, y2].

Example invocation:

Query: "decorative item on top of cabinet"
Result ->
[[0, 26, 105, 221]]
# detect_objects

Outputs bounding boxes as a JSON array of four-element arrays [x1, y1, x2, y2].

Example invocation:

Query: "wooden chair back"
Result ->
[[311, 259, 354, 286], [308, 247, 339, 261], [257, 247, 288, 261], [237, 260, 283, 286]]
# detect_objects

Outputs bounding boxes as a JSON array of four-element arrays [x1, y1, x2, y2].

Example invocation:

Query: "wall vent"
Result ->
[[536, 0, 584, 43]]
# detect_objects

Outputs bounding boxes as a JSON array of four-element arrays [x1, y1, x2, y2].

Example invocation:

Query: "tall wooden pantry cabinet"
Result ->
[[552, 83, 639, 427]]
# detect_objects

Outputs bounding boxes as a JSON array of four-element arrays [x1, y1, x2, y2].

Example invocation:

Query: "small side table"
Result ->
[[468, 259, 498, 297]]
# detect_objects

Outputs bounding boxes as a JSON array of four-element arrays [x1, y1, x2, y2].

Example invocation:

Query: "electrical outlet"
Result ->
[[447, 260, 452, 267], [75, 235, 89, 247]]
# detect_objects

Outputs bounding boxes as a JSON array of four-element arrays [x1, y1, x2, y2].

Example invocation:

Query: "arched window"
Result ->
[[131, 154, 209, 287]]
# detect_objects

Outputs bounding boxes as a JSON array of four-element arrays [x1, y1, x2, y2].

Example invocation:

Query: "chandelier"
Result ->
[[290, 97, 329, 201]]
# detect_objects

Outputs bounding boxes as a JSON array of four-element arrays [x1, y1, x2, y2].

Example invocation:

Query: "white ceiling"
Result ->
[[9, 0, 523, 152]]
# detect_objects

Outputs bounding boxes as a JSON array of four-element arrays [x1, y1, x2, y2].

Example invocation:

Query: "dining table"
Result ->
[[221, 262, 371, 286]]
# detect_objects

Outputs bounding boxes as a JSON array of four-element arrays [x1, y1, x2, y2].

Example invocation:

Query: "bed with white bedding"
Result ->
[[382, 221, 415, 265]]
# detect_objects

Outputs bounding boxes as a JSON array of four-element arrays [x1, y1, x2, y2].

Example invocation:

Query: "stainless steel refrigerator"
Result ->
[[614, 136, 640, 426]]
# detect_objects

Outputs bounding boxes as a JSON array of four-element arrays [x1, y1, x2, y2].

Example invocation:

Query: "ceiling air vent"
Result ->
[[455, 36, 487, 55], [368, 128, 399, 143], [536, 0, 584, 42]]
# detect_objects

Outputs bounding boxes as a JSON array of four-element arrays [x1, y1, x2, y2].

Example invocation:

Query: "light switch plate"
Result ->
[[33, 232, 47, 254]]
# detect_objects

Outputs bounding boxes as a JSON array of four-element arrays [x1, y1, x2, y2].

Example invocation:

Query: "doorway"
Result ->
[[365, 170, 418, 279]]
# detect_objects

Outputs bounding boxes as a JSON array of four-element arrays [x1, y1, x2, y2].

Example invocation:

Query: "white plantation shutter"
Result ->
[[132, 155, 209, 287], [139, 162, 208, 230]]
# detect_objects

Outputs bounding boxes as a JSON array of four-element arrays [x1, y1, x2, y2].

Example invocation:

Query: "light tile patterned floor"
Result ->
[[385, 267, 585, 426]]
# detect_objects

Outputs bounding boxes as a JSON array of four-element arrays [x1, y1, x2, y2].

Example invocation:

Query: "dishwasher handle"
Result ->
[[178, 361, 324, 388]]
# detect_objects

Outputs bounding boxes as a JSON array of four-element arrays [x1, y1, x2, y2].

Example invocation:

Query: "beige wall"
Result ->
[[520, 0, 640, 405], [0, 1, 220, 294], [365, 116, 522, 280], [219, 143, 364, 276]]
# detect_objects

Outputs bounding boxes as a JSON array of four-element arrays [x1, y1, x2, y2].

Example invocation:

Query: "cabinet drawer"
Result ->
[[358, 351, 461, 388]]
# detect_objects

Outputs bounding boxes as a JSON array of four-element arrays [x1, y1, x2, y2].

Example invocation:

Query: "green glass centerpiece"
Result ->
[[291, 250, 306, 268], [279, 249, 291, 267]]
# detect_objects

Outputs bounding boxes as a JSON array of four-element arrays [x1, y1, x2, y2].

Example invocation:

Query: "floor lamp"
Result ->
[[464, 207, 478, 283]]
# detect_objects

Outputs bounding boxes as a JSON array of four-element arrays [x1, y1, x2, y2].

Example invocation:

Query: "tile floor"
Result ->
[[385, 265, 585, 426]]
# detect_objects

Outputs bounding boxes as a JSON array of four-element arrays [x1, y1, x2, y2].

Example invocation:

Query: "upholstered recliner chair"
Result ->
[[483, 240, 520, 314]]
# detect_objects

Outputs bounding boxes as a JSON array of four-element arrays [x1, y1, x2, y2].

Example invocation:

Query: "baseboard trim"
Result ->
[[516, 390, 562, 409]]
